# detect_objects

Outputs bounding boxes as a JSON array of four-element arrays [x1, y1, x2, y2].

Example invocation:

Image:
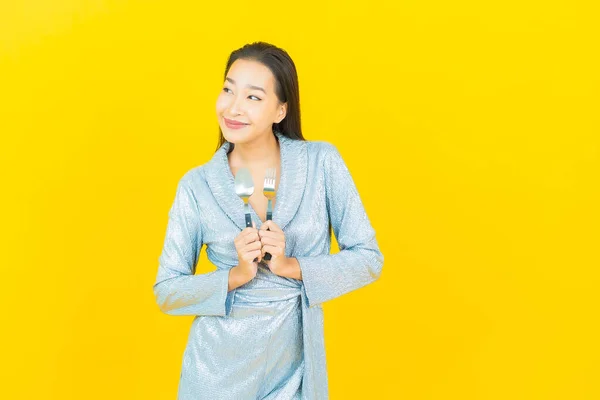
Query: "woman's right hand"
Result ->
[[234, 220, 261, 279]]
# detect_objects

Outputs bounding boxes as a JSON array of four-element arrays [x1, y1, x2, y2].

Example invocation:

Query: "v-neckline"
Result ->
[[205, 130, 307, 233], [249, 200, 268, 225], [225, 134, 283, 228]]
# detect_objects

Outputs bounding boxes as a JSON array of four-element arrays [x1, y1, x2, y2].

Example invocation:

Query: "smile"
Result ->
[[224, 118, 249, 129]]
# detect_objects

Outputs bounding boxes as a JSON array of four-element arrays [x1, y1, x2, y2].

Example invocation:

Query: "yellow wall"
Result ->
[[1, 1, 598, 398]]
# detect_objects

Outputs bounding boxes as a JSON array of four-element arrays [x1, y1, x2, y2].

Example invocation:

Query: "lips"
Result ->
[[224, 117, 249, 129]]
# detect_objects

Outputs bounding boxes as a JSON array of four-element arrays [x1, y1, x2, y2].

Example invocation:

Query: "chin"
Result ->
[[222, 127, 252, 144]]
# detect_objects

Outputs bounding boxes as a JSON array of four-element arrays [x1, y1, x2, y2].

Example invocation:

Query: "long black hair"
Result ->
[[215, 41, 305, 152]]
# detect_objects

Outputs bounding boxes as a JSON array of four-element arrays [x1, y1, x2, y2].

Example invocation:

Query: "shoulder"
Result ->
[[302, 139, 341, 163], [172, 163, 210, 196], [179, 164, 206, 184], [302, 139, 348, 174]]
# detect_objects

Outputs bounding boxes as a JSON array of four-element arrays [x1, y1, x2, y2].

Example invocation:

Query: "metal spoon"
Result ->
[[234, 167, 254, 228], [234, 167, 260, 263]]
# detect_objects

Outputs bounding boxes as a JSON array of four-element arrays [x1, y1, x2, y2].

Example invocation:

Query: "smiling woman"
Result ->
[[153, 41, 384, 400], [215, 43, 303, 152]]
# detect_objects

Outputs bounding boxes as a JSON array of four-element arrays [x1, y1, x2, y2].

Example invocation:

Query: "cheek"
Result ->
[[247, 104, 269, 123], [215, 94, 229, 113]]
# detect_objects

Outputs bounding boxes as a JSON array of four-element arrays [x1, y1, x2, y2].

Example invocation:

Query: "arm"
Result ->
[[296, 145, 384, 308], [153, 179, 243, 316]]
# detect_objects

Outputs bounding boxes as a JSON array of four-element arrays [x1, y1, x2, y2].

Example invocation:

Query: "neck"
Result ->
[[230, 131, 279, 167]]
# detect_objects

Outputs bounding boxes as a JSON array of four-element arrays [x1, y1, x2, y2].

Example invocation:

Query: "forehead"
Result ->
[[226, 59, 275, 90]]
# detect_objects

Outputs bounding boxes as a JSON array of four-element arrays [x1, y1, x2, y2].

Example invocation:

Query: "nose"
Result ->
[[227, 93, 244, 116]]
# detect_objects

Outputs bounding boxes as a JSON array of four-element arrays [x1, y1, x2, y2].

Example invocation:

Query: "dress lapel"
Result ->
[[204, 131, 308, 232]]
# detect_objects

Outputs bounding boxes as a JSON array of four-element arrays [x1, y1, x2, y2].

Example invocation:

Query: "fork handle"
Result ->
[[263, 210, 273, 261]]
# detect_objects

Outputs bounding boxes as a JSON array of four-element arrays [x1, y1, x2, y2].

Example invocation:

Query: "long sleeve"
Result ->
[[296, 145, 384, 308], [153, 178, 235, 316]]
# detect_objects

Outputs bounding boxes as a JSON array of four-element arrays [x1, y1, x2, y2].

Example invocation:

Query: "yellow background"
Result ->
[[1, 0, 599, 398]]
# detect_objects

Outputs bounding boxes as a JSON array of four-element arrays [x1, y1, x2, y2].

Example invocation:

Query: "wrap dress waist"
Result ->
[[234, 285, 303, 304], [227, 269, 327, 399]]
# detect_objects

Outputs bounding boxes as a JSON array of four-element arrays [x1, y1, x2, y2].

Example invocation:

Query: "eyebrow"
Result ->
[[225, 77, 266, 94]]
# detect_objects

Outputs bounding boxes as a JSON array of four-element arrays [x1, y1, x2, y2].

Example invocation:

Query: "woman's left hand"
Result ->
[[258, 220, 290, 277]]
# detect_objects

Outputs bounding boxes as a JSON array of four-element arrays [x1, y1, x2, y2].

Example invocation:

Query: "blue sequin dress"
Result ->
[[154, 132, 384, 399]]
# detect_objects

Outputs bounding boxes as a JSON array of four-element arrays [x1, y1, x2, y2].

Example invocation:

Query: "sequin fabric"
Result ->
[[153, 131, 384, 399]]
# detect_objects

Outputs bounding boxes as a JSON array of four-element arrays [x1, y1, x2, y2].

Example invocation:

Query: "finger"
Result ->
[[259, 230, 283, 242], [261, 220, 282, 232], [261, 244, 282, 257], [258, 235, 281, 247], [258, 227, 282, 237], [245, 249, 261, 262], [240, 229, 256, 242], [245, 236, 258, 247], [244, 230, 259, 243], [258, 229, 274, 239]]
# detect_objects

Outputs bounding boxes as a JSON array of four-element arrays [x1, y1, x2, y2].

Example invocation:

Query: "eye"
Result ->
[[223, 87, 232, 94], [248, 95, 261, 101]]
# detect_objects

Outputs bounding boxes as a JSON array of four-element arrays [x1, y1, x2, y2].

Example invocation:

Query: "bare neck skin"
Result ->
[[227, 132, 281, 222], [228, 132, 280, 172]]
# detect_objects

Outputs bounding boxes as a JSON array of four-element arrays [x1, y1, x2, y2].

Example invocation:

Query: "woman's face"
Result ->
[[216, 58, 287, 144]]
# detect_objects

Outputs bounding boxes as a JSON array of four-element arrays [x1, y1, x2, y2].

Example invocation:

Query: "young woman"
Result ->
[[153, 42, 384, 400]]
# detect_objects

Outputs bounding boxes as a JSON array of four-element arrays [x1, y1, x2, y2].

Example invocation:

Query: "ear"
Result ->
[[275, 103, 287, 124]]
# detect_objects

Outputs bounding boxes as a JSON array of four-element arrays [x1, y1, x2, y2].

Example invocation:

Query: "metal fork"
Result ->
[[262, 167, 276, 261]]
